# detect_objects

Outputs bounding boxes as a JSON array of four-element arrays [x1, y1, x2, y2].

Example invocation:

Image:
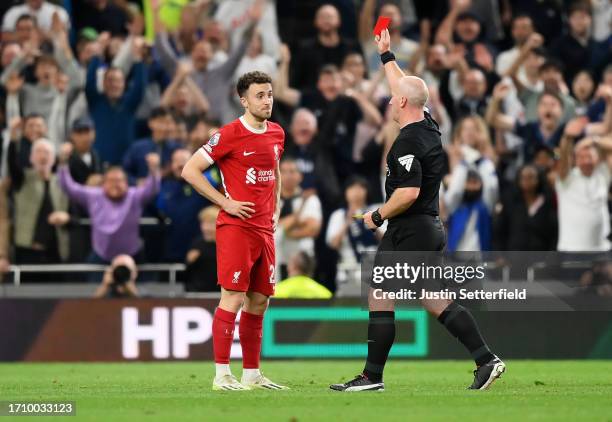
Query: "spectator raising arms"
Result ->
[[58, 143, 160, 265], [86, 35, 147, 166]]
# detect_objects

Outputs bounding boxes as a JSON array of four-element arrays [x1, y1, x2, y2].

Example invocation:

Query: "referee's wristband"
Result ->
[[380, 51, 395, 65], [371, 209, 385, 227]]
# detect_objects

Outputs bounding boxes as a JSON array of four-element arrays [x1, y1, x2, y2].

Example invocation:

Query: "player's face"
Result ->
[[242, 83, 273, 121]]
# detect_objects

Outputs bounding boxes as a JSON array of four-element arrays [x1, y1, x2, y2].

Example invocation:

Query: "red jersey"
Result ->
[[199, 116, 284, 233]]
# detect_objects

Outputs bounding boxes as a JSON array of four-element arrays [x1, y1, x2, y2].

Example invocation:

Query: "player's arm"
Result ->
[[181, 152, 255, 221]]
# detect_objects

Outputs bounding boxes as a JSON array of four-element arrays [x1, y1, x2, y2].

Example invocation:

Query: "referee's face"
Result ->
[[389, 94, 404, 123], [243, 83, 274, 121]]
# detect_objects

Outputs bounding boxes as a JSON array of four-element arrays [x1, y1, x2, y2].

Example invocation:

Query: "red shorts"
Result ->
[[216, 224, 276, 296]]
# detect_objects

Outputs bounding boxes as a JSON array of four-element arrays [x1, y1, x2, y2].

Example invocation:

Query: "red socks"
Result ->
[[239, 311, 264, 369], [212, 308, 237, 364], [213, 308, 264, 368]]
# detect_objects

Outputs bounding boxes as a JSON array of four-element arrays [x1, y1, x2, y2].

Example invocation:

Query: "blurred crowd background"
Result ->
[[0, 0, 610, 297]]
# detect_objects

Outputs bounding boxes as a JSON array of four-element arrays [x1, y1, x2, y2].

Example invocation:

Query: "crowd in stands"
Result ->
[[0, 0, 610, 295]]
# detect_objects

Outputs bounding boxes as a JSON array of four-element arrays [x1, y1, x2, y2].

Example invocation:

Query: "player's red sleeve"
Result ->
[[198, 128, 232, 164]]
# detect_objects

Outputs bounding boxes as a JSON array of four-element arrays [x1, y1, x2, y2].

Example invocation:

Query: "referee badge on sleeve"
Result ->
[[398, 154, 415, 172]]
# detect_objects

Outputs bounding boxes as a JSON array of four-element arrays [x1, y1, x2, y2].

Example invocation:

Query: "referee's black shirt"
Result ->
[[384, 112, 444, 223]]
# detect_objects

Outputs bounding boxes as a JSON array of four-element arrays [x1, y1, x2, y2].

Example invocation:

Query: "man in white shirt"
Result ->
[[2, 0, 70, 35], [275, 157, 322, 280], [556, 122, 612, 252]]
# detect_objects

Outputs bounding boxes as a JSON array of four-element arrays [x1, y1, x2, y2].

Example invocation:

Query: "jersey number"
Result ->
[[269, 265, 276, 284]]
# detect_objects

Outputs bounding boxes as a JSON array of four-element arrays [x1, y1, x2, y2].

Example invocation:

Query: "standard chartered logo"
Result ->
[[246, 167, 275, 184], [246, 167, 256, 184]]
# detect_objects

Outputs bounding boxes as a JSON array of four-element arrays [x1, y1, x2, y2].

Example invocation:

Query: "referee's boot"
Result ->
[[468, 355, 506, 390], [330, 374, 384, 392]]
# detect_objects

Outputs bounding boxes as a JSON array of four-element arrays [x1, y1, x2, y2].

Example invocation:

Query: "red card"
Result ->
[[373, 16, 391, 37]]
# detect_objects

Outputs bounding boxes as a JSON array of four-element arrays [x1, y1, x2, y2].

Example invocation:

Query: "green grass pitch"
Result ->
[[1, 361, 611, 421]]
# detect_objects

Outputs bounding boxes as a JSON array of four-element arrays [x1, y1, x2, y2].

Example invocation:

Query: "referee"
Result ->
[[330, 29, 505, 392]]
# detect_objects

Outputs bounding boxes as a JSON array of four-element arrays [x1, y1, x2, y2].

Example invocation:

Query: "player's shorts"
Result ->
[[216, 224, 276, 296]]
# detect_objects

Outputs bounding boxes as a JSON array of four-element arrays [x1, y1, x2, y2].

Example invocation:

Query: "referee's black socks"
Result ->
[[363, 311, 395, 383], [437, 302, 495, 366]]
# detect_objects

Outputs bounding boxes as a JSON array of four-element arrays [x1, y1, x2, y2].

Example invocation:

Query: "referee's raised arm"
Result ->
[[375, 29, 406, 94]]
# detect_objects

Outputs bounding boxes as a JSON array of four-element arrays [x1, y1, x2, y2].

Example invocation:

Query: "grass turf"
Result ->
[[1, 361, 611, 422]]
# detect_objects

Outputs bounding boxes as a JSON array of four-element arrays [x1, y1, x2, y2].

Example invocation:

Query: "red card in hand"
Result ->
[[373, 16, 391, 37]]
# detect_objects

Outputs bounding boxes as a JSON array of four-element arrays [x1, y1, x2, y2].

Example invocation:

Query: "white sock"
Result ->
[[242, 368, 261, 380], [215, 363, 232, 378]]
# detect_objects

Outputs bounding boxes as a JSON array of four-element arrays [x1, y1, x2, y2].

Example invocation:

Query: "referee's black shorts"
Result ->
[[371, 215, 446, 291], [378, 214, 446, 252]]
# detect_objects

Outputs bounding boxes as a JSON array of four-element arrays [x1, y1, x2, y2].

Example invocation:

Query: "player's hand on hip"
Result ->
[[223, 199, 255, 221], [375, 28, 391, 54], [363, 211, 377, 230]]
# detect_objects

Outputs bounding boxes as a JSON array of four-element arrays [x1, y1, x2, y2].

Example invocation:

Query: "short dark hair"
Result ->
[[512, 13, 533, 25], [15, 14, 34, 26], [319, 64, 340, 78], [538, 89, 564, 108], [23, 113, 45, 124], [35, 55, 59, 69], [104, 166, 127, 177], [236, 71, 272, 97], [148, 106, 171, 121], [344, 175, 369, 191], [568, 1, 592, 16], [539, 59, 564, 75]]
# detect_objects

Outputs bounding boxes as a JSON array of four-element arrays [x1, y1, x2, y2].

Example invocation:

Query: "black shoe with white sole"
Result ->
[[468, 356, 506, 390], [330, 374, 385, 392]]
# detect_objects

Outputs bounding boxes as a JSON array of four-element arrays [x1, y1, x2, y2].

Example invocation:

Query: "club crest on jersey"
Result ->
[[204, 132, 220, 153], [398, 154, 414, 172], [232, 271, 241, 284]]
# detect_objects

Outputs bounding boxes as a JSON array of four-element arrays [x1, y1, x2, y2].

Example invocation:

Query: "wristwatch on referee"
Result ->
[[371, 209, 385, 227]]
